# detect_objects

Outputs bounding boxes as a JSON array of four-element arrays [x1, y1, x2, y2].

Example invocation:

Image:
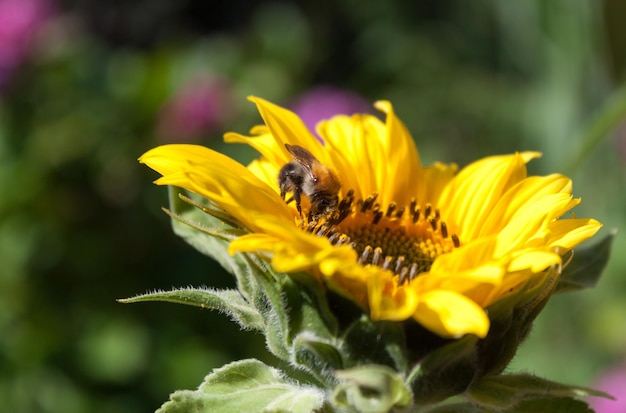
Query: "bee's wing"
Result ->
[[285, 144, 319, 180]]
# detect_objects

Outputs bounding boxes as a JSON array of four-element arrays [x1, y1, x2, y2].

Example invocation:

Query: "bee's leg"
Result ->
[[279, 181, 300, 216], [279, 181, 295, 206], [292, 188, 303, 217], [279, 182, 288, 201], [280, 187, 294, 204], [278, 165, 293, 200]]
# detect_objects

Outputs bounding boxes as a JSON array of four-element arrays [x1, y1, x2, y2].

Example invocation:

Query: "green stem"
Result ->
[[561, 83, 626, 175]]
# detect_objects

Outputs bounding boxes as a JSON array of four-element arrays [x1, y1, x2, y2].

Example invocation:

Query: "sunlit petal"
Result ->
[[414, 290, 490, 338]]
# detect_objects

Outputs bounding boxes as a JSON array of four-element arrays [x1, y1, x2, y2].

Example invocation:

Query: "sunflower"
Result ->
[[140, 96, 602, 339]]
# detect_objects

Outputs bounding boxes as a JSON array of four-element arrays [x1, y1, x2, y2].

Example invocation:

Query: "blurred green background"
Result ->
[[1, 0, 625, 412]]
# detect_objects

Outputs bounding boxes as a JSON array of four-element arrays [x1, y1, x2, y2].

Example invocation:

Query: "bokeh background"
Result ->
[[1, 0, 625, 412]]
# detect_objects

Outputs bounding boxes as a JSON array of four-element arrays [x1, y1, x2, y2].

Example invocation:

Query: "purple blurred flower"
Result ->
[[0, 0, 54, 90], [290, 86, 372, 137], [588, 363, 626, 413], [157, 76, 235, 143]]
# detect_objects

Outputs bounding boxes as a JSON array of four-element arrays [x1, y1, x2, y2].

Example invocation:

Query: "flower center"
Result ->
[[304, 190, 460, 283]]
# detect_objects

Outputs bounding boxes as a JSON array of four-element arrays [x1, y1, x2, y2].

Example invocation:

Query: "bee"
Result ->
[[278, 144, 341, 221]]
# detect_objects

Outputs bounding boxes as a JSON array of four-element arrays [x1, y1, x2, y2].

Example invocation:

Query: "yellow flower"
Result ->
[[140, 96, 602, 339]]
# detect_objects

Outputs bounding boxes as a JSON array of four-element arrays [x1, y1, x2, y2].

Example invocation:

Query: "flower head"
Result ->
[[140, 96, 601, 339]]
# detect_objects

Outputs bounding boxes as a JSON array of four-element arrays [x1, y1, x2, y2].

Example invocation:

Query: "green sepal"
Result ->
[[340, 316, 407, 374], [271, 274, 344, 384], [165, 188, 343, 366], [238, 262, 341, 370], [165, 188, 292, 361], [118, 288, 264, 331], [244, 262, 292, 361], [467, 373, 612, 411], [407, 335, 479, 405], [479, 266, 561, 376], [555, 230, 615, 294], [165, 188, 271, 306], [280, 273, 339, 343], [166, 187, 245, 269], [333, 364, 411, 413], [156, 359, 325, 413]]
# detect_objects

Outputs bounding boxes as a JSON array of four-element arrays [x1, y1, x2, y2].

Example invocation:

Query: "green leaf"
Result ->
[[118, 287, 264, 331], [421, 397, 595, 413], [555, 230, 615, 294], [501, 397, 594, 413], [333, 364, 411, 413], [417, 397, 595, 413], [156, 359, 325, 413], [467, 373, 612, 410], [420, 402, 483, 413]]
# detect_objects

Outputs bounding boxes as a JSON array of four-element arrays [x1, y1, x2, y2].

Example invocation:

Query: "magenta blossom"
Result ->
[[0, 0, 54, 90], [157, 76, 235, 143], [290, 86, 372, 138], [588, 362, 626, 413]]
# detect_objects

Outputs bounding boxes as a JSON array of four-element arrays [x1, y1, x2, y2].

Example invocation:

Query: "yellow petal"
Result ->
[[368, 269, 419, 321], [507, 249, 562, 273], [420, 162, 458, 205], [547, 218, 603, 251], [374, 101, 424, 207], [140, 144, 292, 231], [413, 290, 490, 338], [228, 233, 279, 255], [478, 174, 572, 237], [224, 130, 286, 167], [317, 249, 361, 277], [440, 152, 540, 239], [429, 237, 501, 278], [246, 159, 280, 192], [247, 96, 334, 166], [494, 193, 575, 256], [318, 114, 386, 200]]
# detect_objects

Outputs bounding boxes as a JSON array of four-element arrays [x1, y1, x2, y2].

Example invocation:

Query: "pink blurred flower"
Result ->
[[290, 86, 372, 137], [0, 0, 54, 89], [588, 363, 626, 413], [157, 76, 235, 143]]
